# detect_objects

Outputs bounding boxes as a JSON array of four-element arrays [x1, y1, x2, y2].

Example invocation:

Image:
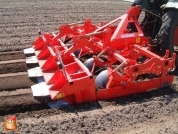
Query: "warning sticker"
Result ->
[[136, 37, 140, 43], [56, 93, 65, 99], [121, 33, 135, 38]]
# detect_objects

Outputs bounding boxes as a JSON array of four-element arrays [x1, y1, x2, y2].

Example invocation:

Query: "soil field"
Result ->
[[0, 0, 178, 134]]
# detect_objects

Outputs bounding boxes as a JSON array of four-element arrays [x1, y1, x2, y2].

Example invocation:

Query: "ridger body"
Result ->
[[24, 6, 176, 108]]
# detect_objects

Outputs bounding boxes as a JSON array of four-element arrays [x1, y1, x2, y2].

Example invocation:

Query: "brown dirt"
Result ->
[[0, 84, 178, 134], [0, 0, 178, 134], [0, 0, 130, 52], [0, 51, 24, 61], [0, 72, 35, 91], [0, 61, 28, 74]]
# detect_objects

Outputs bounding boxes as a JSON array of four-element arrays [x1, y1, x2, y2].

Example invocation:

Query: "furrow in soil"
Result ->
[[0, 51, 24, 61], [0, 59, 28, 74], [0, 72, 35, 91]]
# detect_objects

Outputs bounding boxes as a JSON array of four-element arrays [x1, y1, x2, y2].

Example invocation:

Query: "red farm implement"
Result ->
[[24, 6, 176, 108]]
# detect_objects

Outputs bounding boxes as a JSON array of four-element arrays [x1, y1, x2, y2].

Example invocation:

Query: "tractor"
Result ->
[[24, 0, 178, 108], [125, 0, 178, 67]]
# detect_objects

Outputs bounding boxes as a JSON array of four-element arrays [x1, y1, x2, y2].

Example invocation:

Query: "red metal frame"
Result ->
[[29, 6, 176, 105]]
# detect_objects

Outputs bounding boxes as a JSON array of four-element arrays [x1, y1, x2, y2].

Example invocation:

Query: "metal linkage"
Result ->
[[24, 6, 175, 108]]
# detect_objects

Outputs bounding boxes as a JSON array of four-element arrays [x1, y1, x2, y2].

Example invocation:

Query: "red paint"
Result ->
[[30, 6, 176, 105]]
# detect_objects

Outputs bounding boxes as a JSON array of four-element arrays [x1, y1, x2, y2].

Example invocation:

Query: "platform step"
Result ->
[[31, 82, 51, 96], [26, 56, 38, 64], [28, 67, 42, 77], [24, 47, 35, 55]]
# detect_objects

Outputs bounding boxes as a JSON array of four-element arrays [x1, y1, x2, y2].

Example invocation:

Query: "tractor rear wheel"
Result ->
[[156, 9, 178, 68]]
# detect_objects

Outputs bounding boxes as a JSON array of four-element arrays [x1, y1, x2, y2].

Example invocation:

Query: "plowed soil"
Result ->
[[0, 51, 24, 61], [0, 61, 27, 74], [0, 0, 178, 134]]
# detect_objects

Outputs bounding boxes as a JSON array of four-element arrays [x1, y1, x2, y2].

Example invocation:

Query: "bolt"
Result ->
[[38, 30, 42, 35]]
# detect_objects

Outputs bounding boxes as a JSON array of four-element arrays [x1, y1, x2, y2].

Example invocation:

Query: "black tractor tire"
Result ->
[[156, 9, 178, 67]]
